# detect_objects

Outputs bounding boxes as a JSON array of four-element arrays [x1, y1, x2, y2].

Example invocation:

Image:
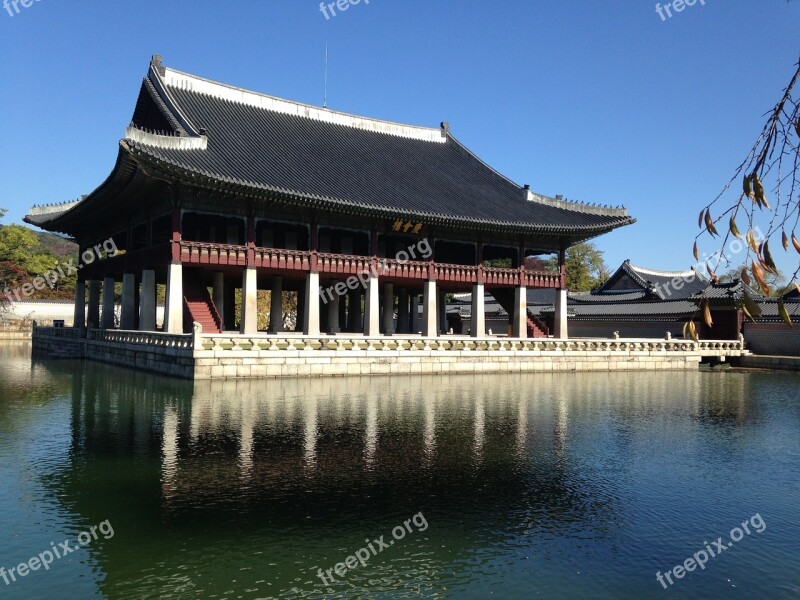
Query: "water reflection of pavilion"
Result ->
[[34, 359, 760, 598]]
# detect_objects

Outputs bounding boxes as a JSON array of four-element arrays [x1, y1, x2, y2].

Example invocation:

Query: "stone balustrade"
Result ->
[[89, 329, 194, 349], [194, 335, 746, 355]]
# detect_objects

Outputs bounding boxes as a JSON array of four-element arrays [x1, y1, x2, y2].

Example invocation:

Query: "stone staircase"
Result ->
[[183, 279, 222, 334], [490, 289, 549, 338]]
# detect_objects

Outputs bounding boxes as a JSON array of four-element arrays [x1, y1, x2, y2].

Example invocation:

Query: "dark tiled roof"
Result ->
[[753, 297, 800, 323], [597, 260, 707, 300], [90, 58, 632, 236], [541, 300, 698, 318], [568, 290, 651, 303]]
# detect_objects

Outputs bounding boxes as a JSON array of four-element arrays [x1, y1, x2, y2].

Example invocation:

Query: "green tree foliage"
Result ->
[[546, 242, 609, 292], [0, 211, 75, 300]]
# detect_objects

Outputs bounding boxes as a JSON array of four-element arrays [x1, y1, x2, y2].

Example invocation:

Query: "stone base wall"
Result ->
[[743, 323, 800, 356], [733, 355, 800, 371], [193, 351, 700, 380], [32, 327, 194, 378], [32, 328, 747, 381]]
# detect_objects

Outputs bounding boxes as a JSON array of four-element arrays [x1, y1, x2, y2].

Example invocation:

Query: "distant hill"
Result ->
[[0, 224, 77, 260], [31, 230, 77, 260]]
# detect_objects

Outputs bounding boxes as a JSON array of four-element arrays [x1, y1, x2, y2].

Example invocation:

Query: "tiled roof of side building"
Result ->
[[596, 260, 708, 300], [36, 56, 631, 236]]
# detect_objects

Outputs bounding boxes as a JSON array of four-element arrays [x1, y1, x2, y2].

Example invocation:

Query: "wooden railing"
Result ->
[[180, 241, 247, 266], [175, 241, 562, 288]]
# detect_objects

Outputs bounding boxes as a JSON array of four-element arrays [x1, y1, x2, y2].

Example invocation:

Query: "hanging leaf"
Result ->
[[762, 241, 779, 274], [746, 230, 760, 253], [687, 320, 699, 343], [708, 266, 719, 284], [778, 296, 794, 328], [793, 233, 800, 254], [741, 268, 751, 286], [782, 230, 790, 251], [742, 288, 762, 319], [729, 215, 742, 239], [743, 174, 753, 199], [704, 209, 719, 237], [693, 241, 700, 261], [751, 260, 771, 295], [795, 281, 800, 295], [698, 208, 706, 229], [753, 175, 769, 209], [682, 321, 690, 339], [742, 303, 755, 323], [701, 298, 713, 328]]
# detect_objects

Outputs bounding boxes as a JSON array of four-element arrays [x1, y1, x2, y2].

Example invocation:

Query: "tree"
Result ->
[[558, 242, 609, 291], [694, 60, 800, 303]]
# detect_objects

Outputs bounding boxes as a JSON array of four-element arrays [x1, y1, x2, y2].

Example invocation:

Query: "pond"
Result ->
[[0, 342, 798, 599]]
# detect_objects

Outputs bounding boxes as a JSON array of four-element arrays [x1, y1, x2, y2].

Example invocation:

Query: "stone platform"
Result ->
[[31, 326, 749, 380]]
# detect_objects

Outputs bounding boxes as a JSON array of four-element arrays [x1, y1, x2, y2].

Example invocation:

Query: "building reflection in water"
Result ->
[[18, 354, 781, 598]]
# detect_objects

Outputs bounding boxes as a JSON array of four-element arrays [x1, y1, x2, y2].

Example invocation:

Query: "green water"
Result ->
[[0, 342, 799, 599]]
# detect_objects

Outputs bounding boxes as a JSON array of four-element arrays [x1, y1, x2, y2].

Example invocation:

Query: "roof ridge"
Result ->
[[156, 60, 448, 143], [626, 261, 701, 279]]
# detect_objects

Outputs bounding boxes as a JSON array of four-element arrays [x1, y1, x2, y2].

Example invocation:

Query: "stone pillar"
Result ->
[[411, 294, 421, 334], [397, 288, 409, 334], [212, 272, 225, 330], [87, 280, 101, 329], [140, 269, 157, 332], [165, 263, 184, 334], [554, 288, 569, 339], [121, 273, 138, 330], [470, 283, 485, 338], [438, 288, 447, 334], [240, 267, 258, 335], [304, 272, 321, 336], [269, 276, 283, 333], [347, 290, 362, 332], [364, 273, 380, 336], [101, 276, 116, 330], [422, 281, 438, 337], [382, 283, 395, 335], [512, 285, 527, 339], [327, 283, 341, 334], [297, 288, 306, 333], [338, 288, 348, 332], [73, 281, 86, 329]]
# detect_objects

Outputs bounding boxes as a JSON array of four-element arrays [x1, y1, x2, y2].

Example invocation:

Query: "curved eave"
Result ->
[[24, 147, 142, 235], [124, 142, 636, 238]]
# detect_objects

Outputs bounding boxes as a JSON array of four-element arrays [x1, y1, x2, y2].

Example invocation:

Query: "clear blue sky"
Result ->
[[1, 0, 798, 275]]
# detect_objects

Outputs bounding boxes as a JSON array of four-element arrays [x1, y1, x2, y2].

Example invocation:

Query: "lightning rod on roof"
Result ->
[[323, 44, 329, 109]]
